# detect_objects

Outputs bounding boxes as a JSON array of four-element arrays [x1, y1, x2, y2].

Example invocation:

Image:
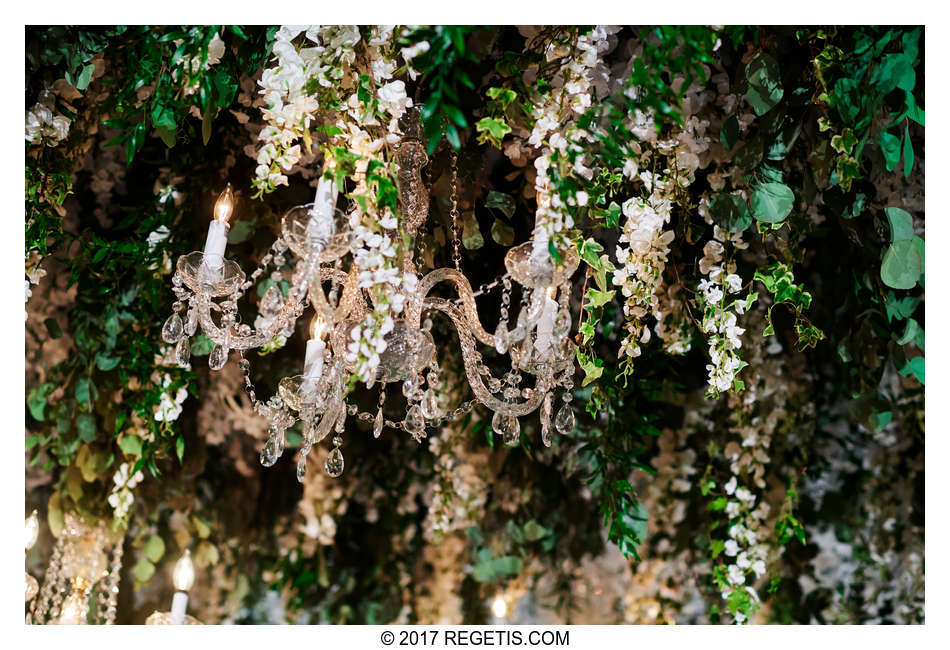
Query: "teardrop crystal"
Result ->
[[492, 411, 521, 447], [554, 403, 575, 435], [296, 455, 307, 482], [404, 404, 425, 436], [260, 435, 280, 467], [184, 308, 199, 337], [325, 446, 344, 478], [493, 322, 508, 354], [540, 393, 553, 447], [260, 284, 283, 317], [373, 407, 384, 438], [175, 337, 191, 368], [420, 390, 440, 420], [209, 343, 228, 371], [161, 313, 183, 343]]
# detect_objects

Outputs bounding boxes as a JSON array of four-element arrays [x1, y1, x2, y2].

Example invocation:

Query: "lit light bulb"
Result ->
[[173, 550, 195, 592], [546, 285, 556, 300], [25, 510, 39, 550], [310, 314, 328, 340], [491, 596, 508, 618], [213, 185, 234, 223]]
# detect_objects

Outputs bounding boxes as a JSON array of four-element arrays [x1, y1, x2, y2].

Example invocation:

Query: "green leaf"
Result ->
[[75, 378, 92, 403], [751, 182, 795, 223], [176, 436, 185, 463], [119, 435, 143, 456], [899, 356, 925, 384], [903, 122, 914, 177], [443, 103, 467, 128], [44, 317, 63, 339], [144, 535, 166, 563], [191, 334, 214, 356], [484, 191, 516, 218], [95, 353, 120, 371], [884, 207, 915, 242], [710, 194, 752, 232], [745, 53, 784, 116], [881, 240, 922, 289], [523, 520, 550, 542], [879, 129, 901, 172], [461, 211, 483, 249], [28, 383, 55, 421], [585, 288, 615, 309], [490, 218, 514, 246], [720, 115, 739, 150], [133, 557, 155, 583], [77, 414, 97, 442]]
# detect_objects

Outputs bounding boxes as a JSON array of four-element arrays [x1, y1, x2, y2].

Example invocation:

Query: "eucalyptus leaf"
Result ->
[[751, 183, 795, 223]]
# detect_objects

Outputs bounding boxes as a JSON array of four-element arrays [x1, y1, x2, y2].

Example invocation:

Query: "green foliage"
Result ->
[[402, 26, 480, 152]]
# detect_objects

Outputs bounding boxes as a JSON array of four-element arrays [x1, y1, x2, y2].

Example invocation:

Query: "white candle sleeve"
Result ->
[[202, 220, 229, 269], [534, 297, 559, 353], [170, 591, 188, 625], [301, 338, 326, 393]]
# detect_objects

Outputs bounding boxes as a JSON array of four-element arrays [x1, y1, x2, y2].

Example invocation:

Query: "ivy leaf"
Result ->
[[28, 383, 55, 421], [76, 63, 95, 90], [899, 356, 925, 384], [751, 182, 794, 223], [710, 194, 752, 232], [745, 53, 784, 116], [475, 117, 510, 148], [133, 557, 155, 583], [585, 288, 615, 309], [119, 435, 143, 456]]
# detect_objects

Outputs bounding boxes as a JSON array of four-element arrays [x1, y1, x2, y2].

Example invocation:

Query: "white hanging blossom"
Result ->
[[25, 88, 71, 147], [697, 227, 753, 396], [153, 372, 189, 422], [108, 462, 144, 520]]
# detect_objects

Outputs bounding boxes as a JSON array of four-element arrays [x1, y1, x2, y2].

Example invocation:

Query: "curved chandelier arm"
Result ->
[[407, 269, 496, 347], [425, 298, 548, 416]]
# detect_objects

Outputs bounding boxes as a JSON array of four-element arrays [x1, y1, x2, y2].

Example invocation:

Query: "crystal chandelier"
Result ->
[[161, 117, 579, 480]]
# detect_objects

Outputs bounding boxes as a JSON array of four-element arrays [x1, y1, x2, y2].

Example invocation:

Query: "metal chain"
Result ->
[[449, 151, 462, 271]]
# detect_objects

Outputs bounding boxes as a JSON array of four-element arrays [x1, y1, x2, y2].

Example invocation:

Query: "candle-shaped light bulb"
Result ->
[[310, 314, 327, 340], [173, 550, 195, 592], [213, 184, 234, 224], [491, 596, 508, 618], [302, 315, 329, 394], [534, 285, 559, 355], [25, 510, 39, 551]]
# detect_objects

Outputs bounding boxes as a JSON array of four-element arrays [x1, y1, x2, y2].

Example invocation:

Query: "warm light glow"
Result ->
[[546, 285, 557, 300], [25, 510, 39, 550], [491, 596, 508, 618], [213, 185, 234, 223], [173, 550, 195, 591], [310, 314, 328, 340]]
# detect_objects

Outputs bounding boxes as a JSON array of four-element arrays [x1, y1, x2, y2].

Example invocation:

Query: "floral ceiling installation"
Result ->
[[25, 25, 924, 625]]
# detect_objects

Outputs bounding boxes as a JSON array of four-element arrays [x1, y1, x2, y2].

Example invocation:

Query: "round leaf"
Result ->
[[751, 183, 795, 223], [710, 194, 752, 232], [881, 240, 922, 289]]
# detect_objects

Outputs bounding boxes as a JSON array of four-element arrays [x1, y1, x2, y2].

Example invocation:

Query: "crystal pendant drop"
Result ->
[[373, 407, 384, 438], [325, 446, 344, 478], [404, 404, 425, 436], [209, 343, 228, 371], [492, 411, 521, 447], [184, 308, 198, 337], [420, 390, 440, 420], [260, 284, 282, 317], [175, 337, 191, 367], [296, 454, 307, 482], [260, 435, 280, 467], [493, 322, 508, 354], [540, 393, 553, 447], [554, 403, 575, 435], [161, 313, 183, 343]]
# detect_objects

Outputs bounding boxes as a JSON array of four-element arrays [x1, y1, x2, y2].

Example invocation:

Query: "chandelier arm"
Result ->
[[424, 299, 547, 416], [409, 268, 496, 347]]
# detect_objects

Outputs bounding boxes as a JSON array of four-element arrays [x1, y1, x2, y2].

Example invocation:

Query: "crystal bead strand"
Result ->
[[95, 538, 123, 624], [27, 536, 63, 624], [325, 410, 346, 478], [449, 150, 462, 271], [494, 275, 513, 354], [373, 386, 386, 438]]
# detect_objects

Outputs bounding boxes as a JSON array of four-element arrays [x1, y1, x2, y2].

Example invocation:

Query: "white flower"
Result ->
[[724, 539, 740, 556], [725, 476, 737, 495]]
